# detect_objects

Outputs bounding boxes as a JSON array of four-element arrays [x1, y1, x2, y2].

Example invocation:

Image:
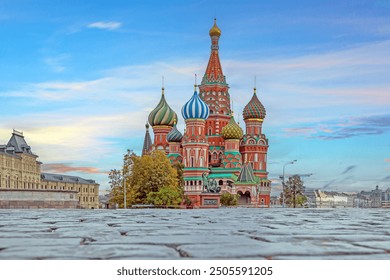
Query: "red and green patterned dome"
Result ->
[[148, 89, 177, 127], [222, 114, 243, 140], [243, 88, 266, 120]]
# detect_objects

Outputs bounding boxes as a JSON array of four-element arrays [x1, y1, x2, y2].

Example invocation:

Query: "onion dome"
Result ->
[[243, 88, 266, 120], [167, 121, 183, 142], [222, 114, 243, 139], [181, 88, 210, 120], [148, 88, 177, 126], [209, 18, 221, 37]]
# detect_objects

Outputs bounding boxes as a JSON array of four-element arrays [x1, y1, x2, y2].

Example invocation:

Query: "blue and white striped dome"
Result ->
[[181, 90, 210, 120]]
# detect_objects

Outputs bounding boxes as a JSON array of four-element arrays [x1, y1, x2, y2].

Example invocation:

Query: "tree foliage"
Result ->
[[129, 150, 179, 204], [108, 150, 183, 207], [220, 192, 240, 206], [281, 175, 307, 208], [147, 186, 183, 206], [108, 168, 123, 207]]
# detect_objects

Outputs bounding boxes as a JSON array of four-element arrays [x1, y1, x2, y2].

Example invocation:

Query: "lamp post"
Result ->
[[282, 160, 297, 208], [123, 172, 127, 209]]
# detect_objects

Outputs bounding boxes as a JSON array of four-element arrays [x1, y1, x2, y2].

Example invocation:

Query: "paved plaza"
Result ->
[[1, 208, 390, 259]]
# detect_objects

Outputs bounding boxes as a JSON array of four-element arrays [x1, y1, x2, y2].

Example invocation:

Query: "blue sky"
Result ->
[[1, 0, 389, 194]]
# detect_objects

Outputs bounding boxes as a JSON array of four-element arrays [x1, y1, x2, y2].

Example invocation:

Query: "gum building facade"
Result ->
[[0, 130, 99, 209]]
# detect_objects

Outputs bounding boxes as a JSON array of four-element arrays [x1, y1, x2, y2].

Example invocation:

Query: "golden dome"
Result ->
[[209, 18, 221, 37], [222, 114, 243, 140]]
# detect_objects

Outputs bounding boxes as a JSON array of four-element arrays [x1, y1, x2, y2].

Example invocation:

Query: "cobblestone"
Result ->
[[1, 208, 390, 259]]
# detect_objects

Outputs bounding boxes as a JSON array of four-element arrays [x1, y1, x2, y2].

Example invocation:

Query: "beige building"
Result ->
[[0, 130, 99, 209]]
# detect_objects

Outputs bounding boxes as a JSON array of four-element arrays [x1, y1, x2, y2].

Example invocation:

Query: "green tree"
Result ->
[[108, 150, 182, 207], [172, 162, 184, 187], [108, 168, 123, 207], [128, 150, 180, 205], [147, 186, 183, 207], [220, 192, 240, 206], [281, 175, 307, 208]]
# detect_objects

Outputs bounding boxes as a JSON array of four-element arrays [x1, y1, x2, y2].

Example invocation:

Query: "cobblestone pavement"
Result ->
[[1, 208, 390, 259]]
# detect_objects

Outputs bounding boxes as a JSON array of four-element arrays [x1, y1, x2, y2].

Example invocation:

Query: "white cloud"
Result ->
[[87, 21, 122, 30], [43, 54, 69, 73]]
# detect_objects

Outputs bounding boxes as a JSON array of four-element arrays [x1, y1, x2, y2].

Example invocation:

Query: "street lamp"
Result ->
[[122, 172, 127, 209], [282, 160, 297, 208]]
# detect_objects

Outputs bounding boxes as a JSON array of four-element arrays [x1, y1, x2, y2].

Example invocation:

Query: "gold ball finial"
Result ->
[[209, 18, 221, 37]]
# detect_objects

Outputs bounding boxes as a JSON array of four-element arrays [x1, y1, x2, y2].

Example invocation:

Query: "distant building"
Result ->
[[304, 189, 355, 208], [382, 188, 390, 208], [371, 185, 382, 208], [0, 130, 99, 209], [303, 186, 390, 208]]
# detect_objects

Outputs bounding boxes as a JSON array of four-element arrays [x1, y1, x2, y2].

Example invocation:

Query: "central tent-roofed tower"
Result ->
[[198, 19, 231, 167]]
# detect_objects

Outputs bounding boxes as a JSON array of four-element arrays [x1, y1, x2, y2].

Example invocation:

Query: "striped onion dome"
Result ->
[[243, 88, 266, 120], [167, 122, 183, 142], [181, 89, 210, 120], [148, 88, 177, 126], [222, 114, 243, 139]]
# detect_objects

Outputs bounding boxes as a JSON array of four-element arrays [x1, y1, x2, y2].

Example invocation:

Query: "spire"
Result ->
[[162, 76, 165, 95], [254, 76, 257, 95], [142, 122, 152, 156], [202, 19, 226, 85]]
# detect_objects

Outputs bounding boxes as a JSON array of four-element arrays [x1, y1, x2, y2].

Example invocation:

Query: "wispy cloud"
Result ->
[[284, 114, 390, 140], [385, 159, 390, 163], [341, 165, 356, 175], [44, 54, 69, 73], [42, 163, 108, 174], [87, 21, 121, 30], [323, 179, 337, 189], [382, 175, 390, 182]]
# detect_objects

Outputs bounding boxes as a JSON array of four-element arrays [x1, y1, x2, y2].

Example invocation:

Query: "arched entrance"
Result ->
[[237, 191, 251, 205]]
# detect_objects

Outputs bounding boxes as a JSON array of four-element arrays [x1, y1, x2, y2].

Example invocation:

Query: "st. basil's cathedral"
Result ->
[[143, 19, 271, 207]]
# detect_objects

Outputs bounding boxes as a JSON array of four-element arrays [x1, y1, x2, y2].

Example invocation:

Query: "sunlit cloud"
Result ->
[[42, 163, 109, 174], [87, 21, 122, 30], [0, 110, 147, 163]]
